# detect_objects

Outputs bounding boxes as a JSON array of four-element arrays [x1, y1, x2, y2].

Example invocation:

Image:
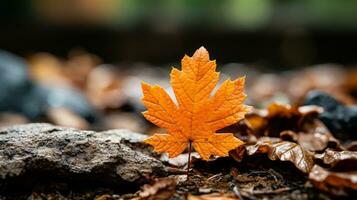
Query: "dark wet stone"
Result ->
[[0, 50, 33, 114], [39, 85, 97, 122], [304, 91, 357, 141], [0, 50, 97, 121]]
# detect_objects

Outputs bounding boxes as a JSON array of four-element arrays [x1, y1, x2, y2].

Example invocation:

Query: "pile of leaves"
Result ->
[[132, 47, 357, 200], [128, 104, 356, 200]]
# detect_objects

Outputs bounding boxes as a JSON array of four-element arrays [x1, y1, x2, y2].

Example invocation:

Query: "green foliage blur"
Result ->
[[2, 0, 357, 31]]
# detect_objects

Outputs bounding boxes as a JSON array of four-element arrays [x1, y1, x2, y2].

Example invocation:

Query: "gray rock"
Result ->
[[0, 123, 166, 190]]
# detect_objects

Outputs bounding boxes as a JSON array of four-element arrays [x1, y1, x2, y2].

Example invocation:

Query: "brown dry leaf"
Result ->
[[243, 103, 339, 152], [267, 103, 298, 118], [309, 165, 357, 196], [29, 51, 101, 90], [230, 137, 281, 162], [64, 49, 101, 89], [246, 140, 314, 173], [86, 65, 125, 110], [229, 144, 247, 162], [242, 112, 267, 136], [248, 73, 282, 104], [188, 193, 237, 200], [29, 53, 71, 86], [279, 120, 340, 152], [142, 47, 250, 160], [267, 141, 314, 173], [136, 178, 176, 200], [279, 130, 298, 141], [296, 119, 340, 152], [286, 65, 348, 103], [315, 149, 357, 171], [244, 104, 322, 138]]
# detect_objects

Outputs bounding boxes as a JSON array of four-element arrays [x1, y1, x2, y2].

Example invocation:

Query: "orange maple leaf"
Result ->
[[142, 47, 250, 160]]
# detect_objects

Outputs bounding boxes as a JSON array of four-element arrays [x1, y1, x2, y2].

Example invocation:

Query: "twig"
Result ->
[[241, 187, 291, 195], [206, 173, 223, 181], [187, 141, 192, 182], [166, 166, 186, 174], [233, 186, 244, 200]]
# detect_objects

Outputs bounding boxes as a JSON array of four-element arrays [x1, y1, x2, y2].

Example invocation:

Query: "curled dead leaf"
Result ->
[[245, 137, 278, 155], [245, 140, 314, 173], [243, 112, 267, 136], [86, 65, 125, 110], [245, 103, 339, 152], [309, 165, 357, 196], [229, 144, 246, 162], [267, 142, 314, 173], [244, 103, 324, 138], [279, 130, 298, 142], [230, 137, 281, 162], [29, 53, 71, 86], [315, 149, 357, 171], [296, 120, 340, 152], [135, 178, 176, 200]]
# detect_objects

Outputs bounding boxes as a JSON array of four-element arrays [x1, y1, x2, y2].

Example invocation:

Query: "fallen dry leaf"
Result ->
[[286, 65, 347, 103], [266, 141, 314, 173], [242, 103, 339, 152], [279, 130, 298, 141], [246, 140, 314, 173], [188, 193, 237, 200], [142, 47, 250, 160], [315, 149, 357, 171], [230, 137, 281, 162], [86, 65, 125, 110], [278, 120, 340, 153], [29, 50, 100, 89], [244, 104, 323, 137], [136, 178, 176, 200], [296, 119, 340, 152], [29, 53, 71, 86], [64, 49, 100, 89], [309, 165, 357, 196]]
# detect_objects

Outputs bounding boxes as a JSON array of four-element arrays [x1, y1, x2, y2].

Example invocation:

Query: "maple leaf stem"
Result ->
[[187, 141, 192, 182]]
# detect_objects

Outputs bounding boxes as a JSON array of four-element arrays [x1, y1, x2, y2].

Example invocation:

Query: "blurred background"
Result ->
[[0, 0, 356, 133]]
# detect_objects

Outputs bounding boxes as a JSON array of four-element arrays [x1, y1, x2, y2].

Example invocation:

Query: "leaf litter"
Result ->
[[1, 48, 356, 199], [133, 48, 357, 199]]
